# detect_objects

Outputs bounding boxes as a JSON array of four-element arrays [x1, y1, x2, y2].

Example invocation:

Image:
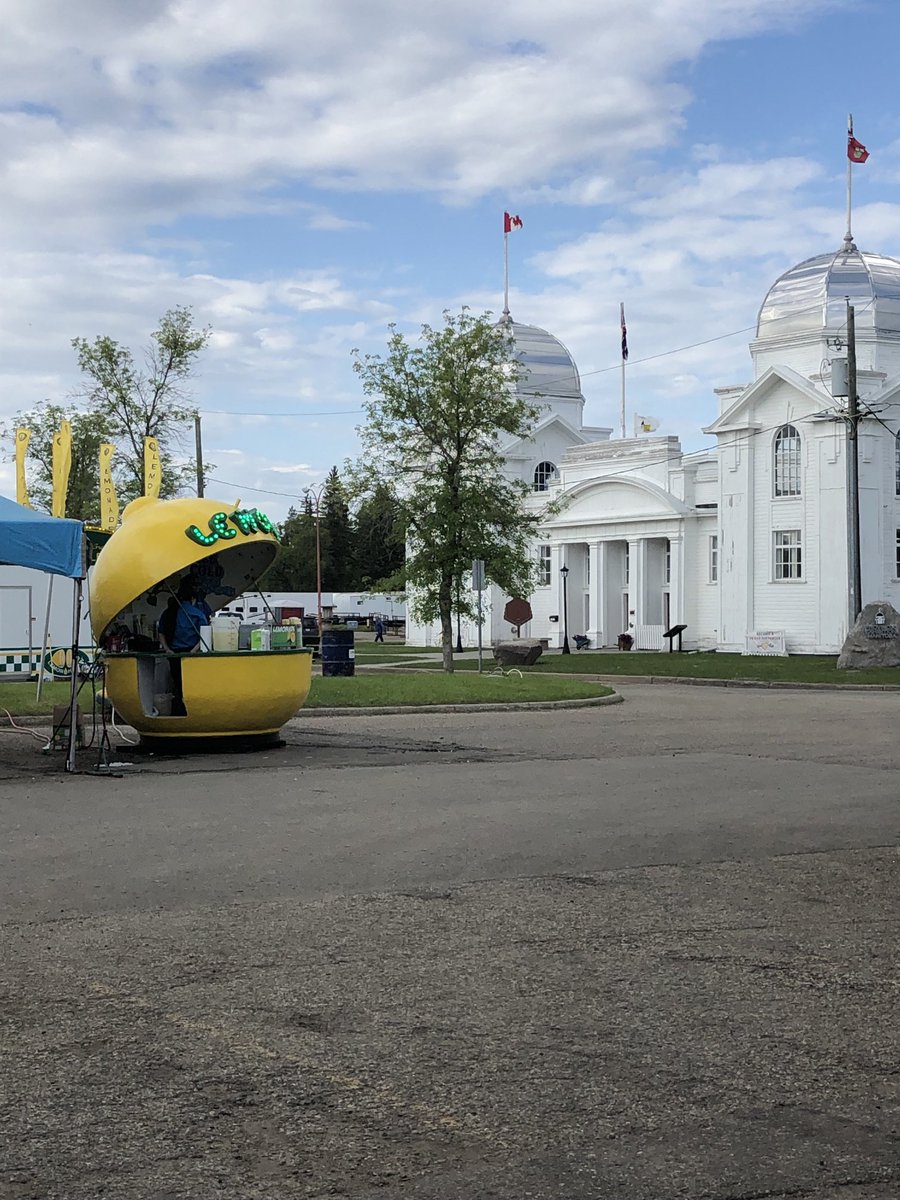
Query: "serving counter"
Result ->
[[104, 647, 312, 740]]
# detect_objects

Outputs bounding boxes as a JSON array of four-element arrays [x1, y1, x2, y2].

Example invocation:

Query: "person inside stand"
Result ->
[[161, 577, 212, 715], [373, 615, 385, 643]]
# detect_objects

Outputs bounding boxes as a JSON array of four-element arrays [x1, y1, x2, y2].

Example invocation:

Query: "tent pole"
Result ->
[[35, 574, 54, 702], [65, 577, 83, 773]]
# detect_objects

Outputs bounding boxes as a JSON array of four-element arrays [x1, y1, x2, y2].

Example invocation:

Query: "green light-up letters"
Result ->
[[185, 508, 279, 547]]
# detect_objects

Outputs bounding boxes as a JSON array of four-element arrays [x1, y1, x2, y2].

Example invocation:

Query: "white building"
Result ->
[[407, 234, 900, 654]]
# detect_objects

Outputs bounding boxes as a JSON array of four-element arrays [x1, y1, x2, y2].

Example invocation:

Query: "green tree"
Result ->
[[4, 400, 114, 523], [72, 305, 211, 503], [352, 309, 544, 671], [264, 497, 318, 591], [354, 482, 405, 589], [321, 466, 355, 590]]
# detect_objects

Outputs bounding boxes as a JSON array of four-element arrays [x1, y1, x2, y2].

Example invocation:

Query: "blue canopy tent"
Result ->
[[0, 495, 86, 771]]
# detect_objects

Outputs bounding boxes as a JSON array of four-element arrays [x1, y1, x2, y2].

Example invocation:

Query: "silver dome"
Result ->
[[504, 321, 582, 399], [757, 245, 900, 338]]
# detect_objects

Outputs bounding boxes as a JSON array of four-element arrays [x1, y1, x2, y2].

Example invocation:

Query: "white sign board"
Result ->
[[744, 630, 787, 656]]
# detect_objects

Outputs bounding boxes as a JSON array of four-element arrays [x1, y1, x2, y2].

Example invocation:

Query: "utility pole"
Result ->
[[194, 413, 205, 498], [846, 300, 862, 624]]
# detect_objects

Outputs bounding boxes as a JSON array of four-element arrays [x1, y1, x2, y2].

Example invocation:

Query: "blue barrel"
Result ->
[[321, 628, 355, 677]]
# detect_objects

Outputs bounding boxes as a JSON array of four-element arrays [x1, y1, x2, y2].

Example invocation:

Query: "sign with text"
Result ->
[[744, 630, 787, 657]]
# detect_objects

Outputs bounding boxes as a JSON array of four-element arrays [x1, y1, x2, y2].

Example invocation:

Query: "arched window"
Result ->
[[773, 425, 801, 497], [895, 431, 900, 497], [533, 461, 558, 491]]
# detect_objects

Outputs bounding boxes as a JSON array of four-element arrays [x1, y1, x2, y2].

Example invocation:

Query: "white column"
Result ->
[[628, 538, 647, 628], [587, 541, 601, 642], [668, 533, 684, 629], [551, 544, 565, 649]]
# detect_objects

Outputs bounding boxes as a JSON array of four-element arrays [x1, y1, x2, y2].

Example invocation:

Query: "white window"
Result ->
[[585, 547, 591, 588], [774, 424, 801, 497], [624, 544, 630, 585], [533, 461, 558, 492], [896, 529, 900, 578], [709, 535, 719, 583], [895, 433, 900, 497], [537, 544, 552, 586], [774, 530, 802, 580], [665, 540, 671, 585]]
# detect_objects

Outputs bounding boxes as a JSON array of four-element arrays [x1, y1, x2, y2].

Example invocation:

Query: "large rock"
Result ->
[[837, 601, 900, 669], [493, 639, 544, 668]]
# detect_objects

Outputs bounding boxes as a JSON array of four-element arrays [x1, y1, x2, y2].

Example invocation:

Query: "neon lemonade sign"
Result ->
[[185, 508, 279, 547]]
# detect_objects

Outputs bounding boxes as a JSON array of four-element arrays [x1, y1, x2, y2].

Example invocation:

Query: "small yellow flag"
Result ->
[[143, 436, 161, 499], [99, 443, 119, 532], [15, 428, 31, 508], [51, 419, 73, 518]]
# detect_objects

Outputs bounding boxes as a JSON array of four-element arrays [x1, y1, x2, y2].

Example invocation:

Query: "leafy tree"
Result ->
[[354, 482, 405, 590], [352, 309, 544, 671], [321, 466, 355, 590], [264, 497, 318, 591], [72, 305, 210, 503], [4, 400, 114, 523]]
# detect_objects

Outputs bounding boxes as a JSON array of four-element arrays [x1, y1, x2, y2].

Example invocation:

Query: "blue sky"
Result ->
[[2, 0, 899, 520]]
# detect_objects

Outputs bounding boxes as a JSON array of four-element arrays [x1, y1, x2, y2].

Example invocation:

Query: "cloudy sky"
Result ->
[[3, 0, 899, 518]]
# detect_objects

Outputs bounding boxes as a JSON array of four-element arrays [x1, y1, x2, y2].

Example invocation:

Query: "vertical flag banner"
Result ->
[[51, 419, 72, 518], [143, 436, 162, 498], [847, 134, 869, 163], [15, 427, 31, 508], [620, 303, 629, 361], [99, 443, 119, 532]]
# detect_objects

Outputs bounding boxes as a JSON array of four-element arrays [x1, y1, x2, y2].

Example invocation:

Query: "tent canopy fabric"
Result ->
[[0, 495, 84, 579]]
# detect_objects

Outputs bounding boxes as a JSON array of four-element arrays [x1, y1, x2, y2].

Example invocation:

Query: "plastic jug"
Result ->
[[211, 615, 240, 652]]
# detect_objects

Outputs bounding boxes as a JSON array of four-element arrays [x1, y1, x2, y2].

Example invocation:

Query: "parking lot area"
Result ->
[[1, 684, 898, 1199]]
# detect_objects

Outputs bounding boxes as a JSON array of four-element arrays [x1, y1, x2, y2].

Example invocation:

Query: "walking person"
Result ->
[[373, 616, 385, 643]]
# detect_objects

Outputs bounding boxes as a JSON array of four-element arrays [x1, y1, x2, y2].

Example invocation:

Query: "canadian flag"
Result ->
[[504, 212, 523, 233]]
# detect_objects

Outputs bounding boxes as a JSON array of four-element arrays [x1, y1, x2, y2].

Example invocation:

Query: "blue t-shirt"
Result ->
[[171, 600, 211, 651]]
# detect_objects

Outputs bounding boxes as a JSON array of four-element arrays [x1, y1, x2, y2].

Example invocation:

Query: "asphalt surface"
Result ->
[[0, 683, 898, 1198]]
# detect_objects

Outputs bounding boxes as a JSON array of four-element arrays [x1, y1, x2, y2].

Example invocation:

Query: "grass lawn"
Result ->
[[0, 680, 86, 718], [400, 651, 900, 687], [353, 642, 434, 659], [305, 672, 613, 708], [0, 672, 612, 718]]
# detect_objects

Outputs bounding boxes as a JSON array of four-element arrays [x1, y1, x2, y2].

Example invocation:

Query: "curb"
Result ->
[[590, 675, 900, 692], [292, 694, 624, 718]]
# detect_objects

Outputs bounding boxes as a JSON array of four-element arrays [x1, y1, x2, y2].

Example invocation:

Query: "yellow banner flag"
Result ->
[[99, 443, 119, 532], [51, 419, 72, 518], [143, 436, 161, 499], [15, 427, 31, 508]]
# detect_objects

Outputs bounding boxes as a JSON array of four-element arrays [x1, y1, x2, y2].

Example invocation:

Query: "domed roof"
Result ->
[[757, 244, 900, 339], [504, 320, 583, 399]]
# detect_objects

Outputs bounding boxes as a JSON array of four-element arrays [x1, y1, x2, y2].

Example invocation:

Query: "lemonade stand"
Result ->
[[89, 496, 312, 745]]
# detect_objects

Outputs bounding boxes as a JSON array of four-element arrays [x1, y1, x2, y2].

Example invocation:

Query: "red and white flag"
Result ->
[[504, 212, 523, 233], [848, 135, 869, 163]]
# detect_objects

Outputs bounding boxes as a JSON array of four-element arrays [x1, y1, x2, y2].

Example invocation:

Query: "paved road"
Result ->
[[0, 684, 897, 1198]]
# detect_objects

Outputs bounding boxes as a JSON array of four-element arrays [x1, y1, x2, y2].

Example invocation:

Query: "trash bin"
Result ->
[[321, 628, 355, 677]]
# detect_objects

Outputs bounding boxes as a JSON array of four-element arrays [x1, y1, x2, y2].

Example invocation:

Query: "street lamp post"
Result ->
[[560, 563, 571, 654], [306, 484, 326, 636]]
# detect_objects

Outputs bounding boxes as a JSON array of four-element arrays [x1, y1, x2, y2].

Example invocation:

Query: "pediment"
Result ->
[[704, 365, 829, 435], [556, 476, 689, 523]]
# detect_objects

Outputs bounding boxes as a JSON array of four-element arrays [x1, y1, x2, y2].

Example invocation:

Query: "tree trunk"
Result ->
[[439, 576, 454, 672]]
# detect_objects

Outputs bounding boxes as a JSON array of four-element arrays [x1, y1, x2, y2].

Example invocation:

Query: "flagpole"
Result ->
[[503, 228, 510, 320], [845, 112, 853, 249], [620, 357, 626, 439], [619, 301, 627, 438]]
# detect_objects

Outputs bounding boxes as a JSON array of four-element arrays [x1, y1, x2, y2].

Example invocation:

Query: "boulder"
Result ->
[[493, 639, 544, 667], [837, 601, 900, 669]]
